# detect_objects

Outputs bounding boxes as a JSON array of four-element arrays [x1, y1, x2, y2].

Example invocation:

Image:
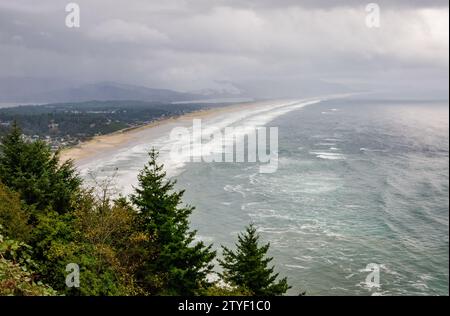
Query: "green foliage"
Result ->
[[0, 183, 31, 241], [28, 209, 76, 292], [131, 148, 216, 295], [202, 283, 253, 296], [0, 226, 57, 296], [219, 224, 291, 296], [30, 192, 145, 296], [71, 191, 147, 295], [0, 101, 214, 143], [0, 122, 295, 296], [0, 122, 82, 214]]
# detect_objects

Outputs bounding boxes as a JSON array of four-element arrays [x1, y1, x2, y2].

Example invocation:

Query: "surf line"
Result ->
[[169, 119, 279, 174]]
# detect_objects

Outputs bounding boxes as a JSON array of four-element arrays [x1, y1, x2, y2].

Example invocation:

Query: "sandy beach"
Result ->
[[60, 100, 279, 164]]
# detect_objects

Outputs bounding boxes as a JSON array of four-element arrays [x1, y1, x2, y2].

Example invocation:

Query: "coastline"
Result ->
[[60, 99, 280, 163]]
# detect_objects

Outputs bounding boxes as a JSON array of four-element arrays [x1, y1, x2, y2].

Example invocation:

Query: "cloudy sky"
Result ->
[[0, 0, 448, 97]]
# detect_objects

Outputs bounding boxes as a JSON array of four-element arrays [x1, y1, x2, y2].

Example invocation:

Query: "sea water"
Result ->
[[77, 97, 449, 295], [177, 98, 449, 296]]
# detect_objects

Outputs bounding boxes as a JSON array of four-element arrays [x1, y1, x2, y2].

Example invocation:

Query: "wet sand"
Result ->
[[60, 100, 276, 163]]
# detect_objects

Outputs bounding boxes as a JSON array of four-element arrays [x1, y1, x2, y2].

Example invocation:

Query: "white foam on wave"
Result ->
[[77, 98, 322, 195], [360, 147, 388, 153], [324, 138, 342, 142], [224, 184, 247, 198], [309, 151, 346, 160], [293, 255, 315, 262], [247, 208, 293, 221], [285, 264, 308, 269], [200, 99, 321, 161], [240, 201, 261, 210]]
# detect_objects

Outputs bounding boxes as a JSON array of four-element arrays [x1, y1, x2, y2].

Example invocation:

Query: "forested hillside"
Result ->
[[0, 123, 292, 296], [0, 101, 228, 149]]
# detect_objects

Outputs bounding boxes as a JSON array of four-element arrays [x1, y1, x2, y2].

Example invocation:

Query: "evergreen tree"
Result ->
[[219, 224, 291, 296], [131, 148, 216, 295], [0, 122, 81, 213], [0, 122, 24, 178]]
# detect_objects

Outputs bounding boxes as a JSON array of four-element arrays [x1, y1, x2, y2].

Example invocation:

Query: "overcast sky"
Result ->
[[0, 0, 448, 97]]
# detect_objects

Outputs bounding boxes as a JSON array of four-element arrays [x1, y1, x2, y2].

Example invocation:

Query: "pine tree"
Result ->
[[131, 148, 216, 295], [219, 224, 291, 296], [0, 122, 81, 213], [0, 121, 24, 178]]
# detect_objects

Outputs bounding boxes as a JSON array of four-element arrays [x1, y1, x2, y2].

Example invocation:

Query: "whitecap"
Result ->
[[345, 273, 356, 279], [293, 256, 315, 262], [309, 151, 345, 160], [223, 184, 247, 197], [315, 142, 336, 146], [285, 264, 308, 269]]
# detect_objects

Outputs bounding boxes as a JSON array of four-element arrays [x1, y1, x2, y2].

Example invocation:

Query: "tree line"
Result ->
[[0, 122, 292, 296], [0, 101, 219, 141]]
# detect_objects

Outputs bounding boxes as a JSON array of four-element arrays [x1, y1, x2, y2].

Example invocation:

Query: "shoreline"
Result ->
[[60, 99, 284, 164]]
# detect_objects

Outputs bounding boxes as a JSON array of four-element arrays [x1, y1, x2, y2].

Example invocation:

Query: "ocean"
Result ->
[[76, 97, 449, 295]]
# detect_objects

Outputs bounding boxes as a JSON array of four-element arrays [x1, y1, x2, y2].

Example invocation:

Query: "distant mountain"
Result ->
[[0, 79, 199, 103], [191, 84, 244, 99], [190, 79, 351, 100], [0, 77, 353, 105]]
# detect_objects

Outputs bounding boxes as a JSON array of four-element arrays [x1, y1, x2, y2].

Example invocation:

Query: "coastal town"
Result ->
[[0, 101, 218, 151]]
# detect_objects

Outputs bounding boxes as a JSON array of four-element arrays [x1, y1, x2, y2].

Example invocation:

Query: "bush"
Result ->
[[0, 183, 31, 242], [0, 227, 57, 296]]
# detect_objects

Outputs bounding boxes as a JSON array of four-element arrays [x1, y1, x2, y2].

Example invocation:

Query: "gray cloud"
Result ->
[[0, 0, 448, 97], [192, 0, 449, 10]]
